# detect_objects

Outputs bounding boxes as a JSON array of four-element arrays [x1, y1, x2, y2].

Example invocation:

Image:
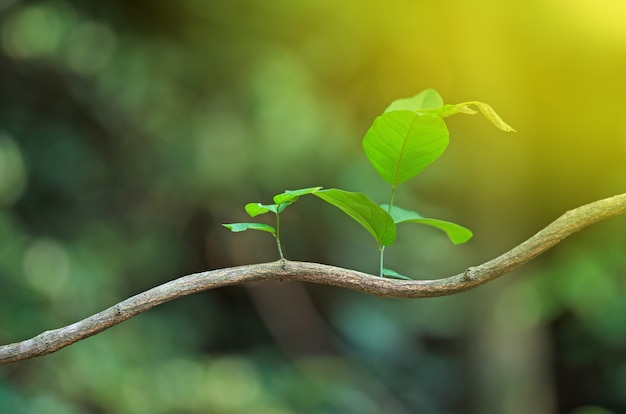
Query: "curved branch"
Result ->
[[2, 193, 626, 364]]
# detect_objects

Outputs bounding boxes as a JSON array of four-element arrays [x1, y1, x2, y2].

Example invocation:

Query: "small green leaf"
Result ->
[[384, 89, 444, 112], [386, 91, 515, 132], [314, 189, 396, 247], [381, 204, 473, 244], [222, 223, 276, 235], [276, 202, 292, 213], [273, 187, 322, 204], [449, 101, 516, 132], [382, 267, 413, 280], [444, 104, 477, 115], [416, 104, 476, 118], [245, 203, 280, 217], [363, 112, 449, 186], [470, 101, 516, 132]]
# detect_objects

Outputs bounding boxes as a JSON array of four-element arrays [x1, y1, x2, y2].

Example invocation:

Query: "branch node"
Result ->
[[463, 267, 475, 281]]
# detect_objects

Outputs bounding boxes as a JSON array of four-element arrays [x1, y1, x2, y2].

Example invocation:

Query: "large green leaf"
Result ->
[[362, 112, 449, 187], [314, 189, 396, 247], [384, 89, 444, 113], [222, 223, 276, 235], [381, 204, 473, 244], [273, 186, 322, 204]]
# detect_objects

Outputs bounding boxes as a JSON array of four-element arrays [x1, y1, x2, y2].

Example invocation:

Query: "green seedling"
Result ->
[[223, 187, 322, 259], [224, 89, 515, 278]]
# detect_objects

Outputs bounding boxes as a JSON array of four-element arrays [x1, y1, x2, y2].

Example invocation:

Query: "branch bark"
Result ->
[[2, 193, 626, 365]]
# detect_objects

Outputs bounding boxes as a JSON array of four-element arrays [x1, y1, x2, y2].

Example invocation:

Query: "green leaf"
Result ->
[[277, 203, 293, 213], [273, 186, 322, 204], [381, 204, 473, 244], [384, 89, 444, 113], [222, 223, 276, 235], [443, 101, 516, 132], [387, 92, 515, 132], [363, 112, 449, 186], [468, 101, 516, 132], [245, 203, 281, 216], [382, 267, 414, 280], [415, 104, 476, 118], [314, 189, 396, 247]]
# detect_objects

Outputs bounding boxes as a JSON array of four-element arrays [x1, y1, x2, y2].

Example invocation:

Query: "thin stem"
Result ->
[[379, 187, 398, 277], [387, 187, 397, 211], [275, 212, 285, 259]]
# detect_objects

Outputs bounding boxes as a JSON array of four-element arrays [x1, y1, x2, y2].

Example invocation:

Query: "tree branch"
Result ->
[[2, 193, 625, 364]]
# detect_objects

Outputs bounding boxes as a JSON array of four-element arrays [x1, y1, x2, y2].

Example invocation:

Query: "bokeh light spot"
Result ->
[[0, 133, 27, 206], [1, 2, 71, 59], [22, 238, 71, 299], [63, 20, 117, 76], [202, 356, 261, 410]]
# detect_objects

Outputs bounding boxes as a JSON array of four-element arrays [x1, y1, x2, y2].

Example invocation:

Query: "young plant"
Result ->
[[223, 187, 322, 259], [223, 89, 515, 279], [355, 89, 515, 278]]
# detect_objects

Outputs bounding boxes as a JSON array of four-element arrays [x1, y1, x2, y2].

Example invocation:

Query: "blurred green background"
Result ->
[[1, 0, 626, 413]]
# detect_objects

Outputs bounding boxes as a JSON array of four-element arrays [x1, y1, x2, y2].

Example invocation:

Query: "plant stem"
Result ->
[[387, 187, 397, 211], [379, 187, 397, 277], [275, 212, 285, 259]]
